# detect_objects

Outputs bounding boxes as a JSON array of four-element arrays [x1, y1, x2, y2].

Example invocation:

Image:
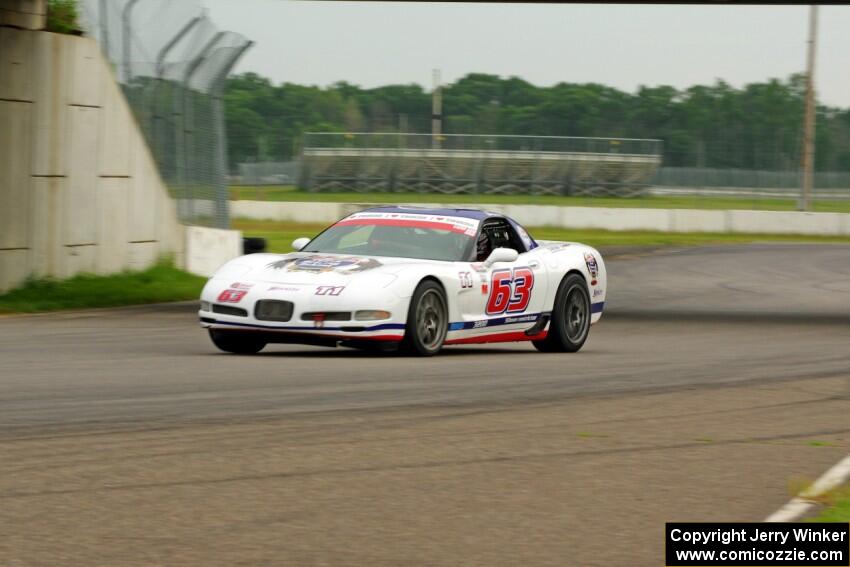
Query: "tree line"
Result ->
[[224, 71, 850, 172]]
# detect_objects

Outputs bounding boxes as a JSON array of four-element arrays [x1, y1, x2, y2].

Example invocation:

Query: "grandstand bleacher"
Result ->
[[298, 133, 663, 197]]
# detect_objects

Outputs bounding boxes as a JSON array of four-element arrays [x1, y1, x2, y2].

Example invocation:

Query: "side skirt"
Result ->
[[444, 330, 548, 345]]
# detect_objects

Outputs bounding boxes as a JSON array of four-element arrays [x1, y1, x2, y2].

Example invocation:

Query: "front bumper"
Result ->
[[199, 280, 409, 342]]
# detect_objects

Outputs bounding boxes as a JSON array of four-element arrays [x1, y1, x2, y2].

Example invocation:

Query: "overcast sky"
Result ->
[[201, 1, 850, 107]]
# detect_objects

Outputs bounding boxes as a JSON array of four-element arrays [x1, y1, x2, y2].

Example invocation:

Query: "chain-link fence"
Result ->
[[651, 167, 850, 198], [78, 0, 252, 228]]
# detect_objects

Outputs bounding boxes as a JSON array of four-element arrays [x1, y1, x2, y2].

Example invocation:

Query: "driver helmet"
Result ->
[[476, 231, 492, 261]]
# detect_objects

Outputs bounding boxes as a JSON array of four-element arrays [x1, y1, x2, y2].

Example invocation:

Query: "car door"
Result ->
[[458, 218, 549, 336]]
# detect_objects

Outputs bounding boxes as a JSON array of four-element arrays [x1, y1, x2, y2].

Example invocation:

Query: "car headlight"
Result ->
[[354, 310, 391, 321]]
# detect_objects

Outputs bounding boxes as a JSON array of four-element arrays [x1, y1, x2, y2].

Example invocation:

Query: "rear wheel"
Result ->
[[209, 329, 266, 354], [533, 274, 590, 353], [401, 280, 448, 356]]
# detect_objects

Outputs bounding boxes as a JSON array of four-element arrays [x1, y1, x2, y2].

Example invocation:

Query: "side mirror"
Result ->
[[484, 247, 519, 267], [292, 237, 310, 251]]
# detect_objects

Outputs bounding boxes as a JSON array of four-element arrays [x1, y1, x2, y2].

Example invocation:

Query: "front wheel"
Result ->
[[533, 274, 591, 353], [401, 280, 448, 356], [209, 329, 266, 354]]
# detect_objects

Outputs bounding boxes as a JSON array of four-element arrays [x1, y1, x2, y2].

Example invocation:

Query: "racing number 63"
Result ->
[[486, 268, 534, 315]]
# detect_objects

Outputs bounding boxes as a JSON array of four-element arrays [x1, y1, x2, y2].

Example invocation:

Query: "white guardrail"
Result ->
[[230, 201, 850, 237]]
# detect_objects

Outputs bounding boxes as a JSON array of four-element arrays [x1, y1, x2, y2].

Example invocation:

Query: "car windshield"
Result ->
[[302, 213, 480, 261]]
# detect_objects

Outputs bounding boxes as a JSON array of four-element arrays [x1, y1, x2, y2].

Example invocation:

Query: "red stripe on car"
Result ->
[[335, 218, 471, 235], [444, 330, 547, 345]]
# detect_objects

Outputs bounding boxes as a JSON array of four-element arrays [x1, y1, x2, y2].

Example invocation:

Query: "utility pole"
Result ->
[[800, 5, 818, 211], [432, 69, 442, 149]]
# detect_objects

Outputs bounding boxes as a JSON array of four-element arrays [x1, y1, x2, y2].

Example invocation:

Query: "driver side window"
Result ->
[[477, 219, 526, 261]]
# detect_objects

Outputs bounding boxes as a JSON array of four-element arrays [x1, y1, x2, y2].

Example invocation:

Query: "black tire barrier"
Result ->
[[243, 237, 267, 255]]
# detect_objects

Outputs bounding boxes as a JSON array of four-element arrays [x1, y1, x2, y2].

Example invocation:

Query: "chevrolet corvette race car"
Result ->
[[199, 207, 607, 356]]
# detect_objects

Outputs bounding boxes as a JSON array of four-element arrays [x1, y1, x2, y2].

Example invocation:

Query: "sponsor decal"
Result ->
[[315, 285, 345, 296], [217, 281, 254, 304], [267, 255, 382, 274], [505, 314, 538, 324], [450, 312, 545, 331], [584, 252, 599, 285], [268, 285, 300, 292], [458, 272, 474, 289], [593, 288, 605, 298], [217, 288, 247, 303], [486, 267, 534, 315]]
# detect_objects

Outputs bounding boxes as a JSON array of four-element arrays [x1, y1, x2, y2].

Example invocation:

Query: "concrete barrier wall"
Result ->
[[0, 0, 45, 30], [230, 200, 850, 237], [184, 226, 243, 278], [0, 27, 187, 292]]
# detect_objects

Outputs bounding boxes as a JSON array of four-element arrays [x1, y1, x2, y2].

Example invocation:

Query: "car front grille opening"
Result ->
[[300, 311, 352, 322], [255, 300, 294, 322], [212, 304, 248, 317]]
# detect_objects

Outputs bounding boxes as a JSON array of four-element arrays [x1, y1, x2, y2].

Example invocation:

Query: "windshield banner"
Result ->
[[336, 212, 480, 236]]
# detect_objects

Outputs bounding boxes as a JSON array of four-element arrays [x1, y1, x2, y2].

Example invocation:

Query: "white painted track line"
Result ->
[[765, 453, 850, 522]]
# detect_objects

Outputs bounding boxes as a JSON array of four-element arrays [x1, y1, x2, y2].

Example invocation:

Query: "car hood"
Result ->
[[216, 252, 442, 286]]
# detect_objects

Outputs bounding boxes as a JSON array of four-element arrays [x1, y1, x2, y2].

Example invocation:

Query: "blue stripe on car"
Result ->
[[447, 303, 604, 331], [447, 312, 549, 331]]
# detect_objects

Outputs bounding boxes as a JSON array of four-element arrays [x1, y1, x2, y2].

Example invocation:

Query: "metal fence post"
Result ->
[[181, 32, 225, 223], [98, 0, 110, 58], [121, 0, 142, 83], [209, 40, 254, 229]]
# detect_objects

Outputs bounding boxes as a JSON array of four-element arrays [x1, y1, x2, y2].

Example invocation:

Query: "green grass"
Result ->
[[230, 185, 850, 213], [46, 0, 82, 35], [232, 219, 850, 254], [0, 261, 206, 314], [808, 488, 850, 522], [234, 220, 330, 253]]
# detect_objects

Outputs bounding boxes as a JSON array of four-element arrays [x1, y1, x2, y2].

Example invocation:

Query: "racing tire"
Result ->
[[401, 280, 448, 356], [209, 329, 267, 354], [532, 273, 590, 353]]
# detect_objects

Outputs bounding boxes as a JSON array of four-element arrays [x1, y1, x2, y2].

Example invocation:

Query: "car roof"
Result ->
[[361, 206, 500, 221], [352, 205, 538, 251]]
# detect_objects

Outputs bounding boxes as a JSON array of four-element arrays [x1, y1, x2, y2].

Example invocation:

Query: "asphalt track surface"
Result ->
[[1, 243, 849, 566]]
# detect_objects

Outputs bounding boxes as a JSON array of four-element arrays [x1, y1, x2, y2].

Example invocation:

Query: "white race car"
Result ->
[[199, 207, 607, 356]]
